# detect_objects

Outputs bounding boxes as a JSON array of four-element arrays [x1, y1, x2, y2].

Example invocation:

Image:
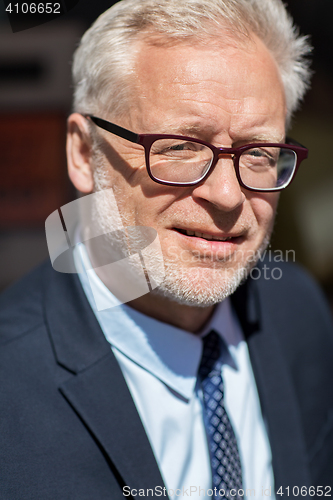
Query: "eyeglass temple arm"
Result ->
[[85, 115, 140, 144]]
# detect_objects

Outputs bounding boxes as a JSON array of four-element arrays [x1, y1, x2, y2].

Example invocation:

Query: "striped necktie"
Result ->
[[199, 330, 244, 499]]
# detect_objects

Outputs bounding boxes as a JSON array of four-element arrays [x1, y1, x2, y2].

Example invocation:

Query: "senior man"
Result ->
[[1, 0, 333, 499]]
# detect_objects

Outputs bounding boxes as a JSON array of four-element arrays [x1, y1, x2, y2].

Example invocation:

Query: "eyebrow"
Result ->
[[157, 123, 209, 137], [241, 133, 286, 143]]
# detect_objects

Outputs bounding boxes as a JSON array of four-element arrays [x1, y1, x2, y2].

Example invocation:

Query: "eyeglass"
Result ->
[[85, 115, 308, 192]]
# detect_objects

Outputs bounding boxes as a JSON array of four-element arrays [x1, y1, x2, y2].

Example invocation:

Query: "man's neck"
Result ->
[[127, 293, 216, 334]]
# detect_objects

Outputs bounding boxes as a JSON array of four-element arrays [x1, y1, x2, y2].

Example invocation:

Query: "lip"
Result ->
[[173, 227, 243, 241], [171, 227, 245, 258]]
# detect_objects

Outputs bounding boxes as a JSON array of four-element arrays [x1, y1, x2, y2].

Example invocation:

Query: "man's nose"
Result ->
[[191, 155, 246, 211]]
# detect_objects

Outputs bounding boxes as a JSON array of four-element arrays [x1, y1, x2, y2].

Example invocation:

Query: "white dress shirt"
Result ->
[[75, 243, 275, 499]]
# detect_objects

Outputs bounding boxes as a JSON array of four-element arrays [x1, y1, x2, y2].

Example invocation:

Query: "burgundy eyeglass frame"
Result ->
[[85, 114, 308, 192]]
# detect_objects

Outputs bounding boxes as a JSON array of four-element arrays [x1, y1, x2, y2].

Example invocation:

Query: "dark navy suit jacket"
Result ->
[[1, 259, 333, 499]]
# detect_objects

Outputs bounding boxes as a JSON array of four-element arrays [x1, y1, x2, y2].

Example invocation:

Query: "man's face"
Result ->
[[91, 34, 286, 309]]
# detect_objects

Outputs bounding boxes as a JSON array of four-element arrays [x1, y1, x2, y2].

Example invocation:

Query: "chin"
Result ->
[[151, 261, 250, 307]]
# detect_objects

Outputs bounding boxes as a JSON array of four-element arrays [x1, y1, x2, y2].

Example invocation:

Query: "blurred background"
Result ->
[[0, 0, 332, 313]]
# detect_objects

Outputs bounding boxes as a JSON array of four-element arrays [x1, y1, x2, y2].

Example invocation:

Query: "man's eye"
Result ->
[[249, 149, 265, 157], [244, 148, 277, 165], [248, 148, 274, 159], [169, 142, 199, 152], [152, 140, 204, 156]]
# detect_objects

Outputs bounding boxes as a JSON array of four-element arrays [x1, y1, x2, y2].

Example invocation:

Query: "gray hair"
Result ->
[[72, 0, 312, 128]]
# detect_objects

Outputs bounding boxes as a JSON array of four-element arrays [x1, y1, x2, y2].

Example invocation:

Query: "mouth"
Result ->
[[173, 228, 239, 242]]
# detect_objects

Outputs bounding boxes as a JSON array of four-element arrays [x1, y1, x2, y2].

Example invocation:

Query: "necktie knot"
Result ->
[[199, 330, 221, 380]]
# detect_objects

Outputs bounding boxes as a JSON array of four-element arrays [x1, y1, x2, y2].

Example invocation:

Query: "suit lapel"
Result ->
[[231, 276, 311, 490], [43, 264, 166, 495]]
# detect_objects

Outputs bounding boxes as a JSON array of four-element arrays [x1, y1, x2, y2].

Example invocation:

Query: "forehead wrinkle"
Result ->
[[148, 97, 283, 138], [168, 81, 247, 106], [171, 87, 270, 115], [163, 97, 272, 135], [168, 96, 243, 123]]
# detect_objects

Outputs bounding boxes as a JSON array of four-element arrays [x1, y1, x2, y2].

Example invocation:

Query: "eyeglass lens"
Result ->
[[149, 139, 297, 190]]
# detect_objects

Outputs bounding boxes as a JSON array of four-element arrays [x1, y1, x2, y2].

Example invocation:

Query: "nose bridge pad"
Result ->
[[217, 152, 235, 164]]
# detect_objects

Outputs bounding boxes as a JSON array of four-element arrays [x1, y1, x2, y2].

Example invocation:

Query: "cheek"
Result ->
[[249, 193, 279, 231], [112, 181, 171, 228]]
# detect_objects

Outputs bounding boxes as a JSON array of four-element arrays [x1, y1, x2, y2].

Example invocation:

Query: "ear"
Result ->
[[66, 113, 94, 193]]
